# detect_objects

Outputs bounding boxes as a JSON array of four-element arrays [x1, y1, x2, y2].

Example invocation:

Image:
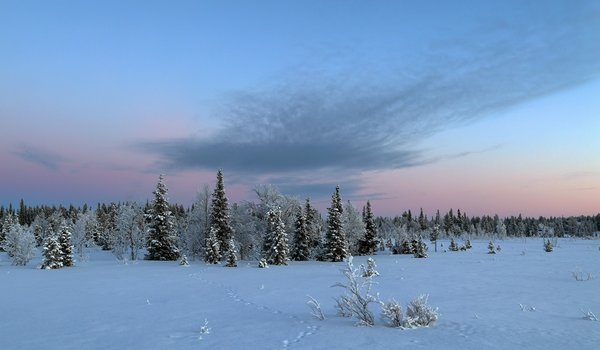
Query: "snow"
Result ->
[[1, 238, 598, 349]]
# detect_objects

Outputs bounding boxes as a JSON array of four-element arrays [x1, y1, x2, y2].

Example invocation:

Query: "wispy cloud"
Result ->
[[137, 4, 599, 196], [13, 145, 66, 171]]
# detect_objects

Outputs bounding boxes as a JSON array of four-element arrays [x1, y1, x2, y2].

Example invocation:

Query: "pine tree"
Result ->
[[488, 240, 496, 254], [305, 198, 321, 250], [264, 207, 289, 265], [41, 234, 63, 269], [291, 209, 310, 261], [225, 239, 238, 267], [204, 227, 221, 264], [145, 175, 180, 261], [413, 237, 428, 258], [58, 221, 74, 267], [430, 224, 440, 252], [210, 170, 234, 258], [323, 186, 347, 262], [449, 238, 459, 252], [358, 201, 378, 256]]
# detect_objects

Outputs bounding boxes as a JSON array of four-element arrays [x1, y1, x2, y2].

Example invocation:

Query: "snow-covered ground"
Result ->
[[1, 238, 598, 350]]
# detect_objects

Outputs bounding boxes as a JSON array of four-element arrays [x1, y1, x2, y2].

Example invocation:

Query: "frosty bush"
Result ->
[[332, 256, 379, 326], [404, 295, 439, 328], [488, 241, 496, 254], [544, 239, 553, 252], [180, 254, 190, 266], [307, 295, 325, 320], [2, 224, 36, 266], [581, 309, 598, 321], [381, 299, 403, 327], [361, 257, 379, 278], [258, 258, 269, 268]]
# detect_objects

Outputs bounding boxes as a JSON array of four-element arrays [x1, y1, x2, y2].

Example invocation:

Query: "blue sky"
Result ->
[[1, 0, 599, 216]]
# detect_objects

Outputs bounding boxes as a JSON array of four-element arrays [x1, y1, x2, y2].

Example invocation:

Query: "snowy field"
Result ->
[[1, 238, 599, 350]]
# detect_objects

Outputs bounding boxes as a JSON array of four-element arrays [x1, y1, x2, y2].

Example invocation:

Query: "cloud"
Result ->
[[13, 145, 66, 171], [138, 4, 600, 185]]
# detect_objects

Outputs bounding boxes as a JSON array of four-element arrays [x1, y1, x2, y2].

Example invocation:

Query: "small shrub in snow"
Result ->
[[465, 239, 472, 250], [361, 258, 379, 278], [381, 299, 404, 328], [404, 295, 439, 328], [307, 295, 325, 320], [258, 258, 269, 268], [332, 256, 379, 326], [581, 309, 598, 321], [198, 319, 211, 340], [449, 238, 459, 252], [180, 254, 190, 266], [496, 244, 501, 252], [488, 241, 496, 254], [544, 239, 553, 252]]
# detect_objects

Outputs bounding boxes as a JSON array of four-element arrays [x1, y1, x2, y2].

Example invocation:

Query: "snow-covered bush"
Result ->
[[258, 258, 268, 268], [544, 239, 553, 252], [307, 295, 325, 320], [381, 299, 403, 327], [2, 224, 36, 266], [361, 258, 379, 278], [581, 309, 597, 321], [404, 295, 439, 328], [204, 227, 221, 264], [332, 256, 379, 326], [488, 241, 496, 254], [180, 254, 190, 266]]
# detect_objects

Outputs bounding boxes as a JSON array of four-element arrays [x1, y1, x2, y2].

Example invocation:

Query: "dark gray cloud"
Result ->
[[137, 3, 600, 193], [13, 145, 66, 171]]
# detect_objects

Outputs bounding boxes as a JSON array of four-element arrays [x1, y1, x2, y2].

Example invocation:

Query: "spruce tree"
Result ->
[[324, 186, 347, 262], [225, 239, 238, 267], [210, 170, 234, 257], [41, 234, 63, 269], [58, 221, 74, 267], [291, 209, 310, 261], [305, 198, 321, 250], [145, 175, 180, 261], [204, 227, 221, 264], [264, 208, 289, 265], [358, 200, 378, 256]]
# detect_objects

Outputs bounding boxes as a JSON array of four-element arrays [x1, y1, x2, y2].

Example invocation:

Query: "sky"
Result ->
[[1, 0, 599, 217]]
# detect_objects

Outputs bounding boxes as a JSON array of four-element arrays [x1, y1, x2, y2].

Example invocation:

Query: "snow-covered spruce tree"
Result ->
[[324, 186, 347, 262], [225, 239, 238, 267], [2, 224, 36, 266], [488, 240, 496, 254], [358, 201, 378, 256], [291, 209, 310, 261], [449, 238, 459, 252], [429, 224, 440, 252], [204, 227, 221, 264], [185, 186, 211, 260], [0, 213, 17, 252], [55, 221, 74, 267], [304, 198, 322, 253], [180, 254, 190, 266], [210, 170, 234, 258], [264, 207, 289, 265], [413, 237, 428, 258], [41, 234, 63, 269], [145, 175, 180, 261]]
